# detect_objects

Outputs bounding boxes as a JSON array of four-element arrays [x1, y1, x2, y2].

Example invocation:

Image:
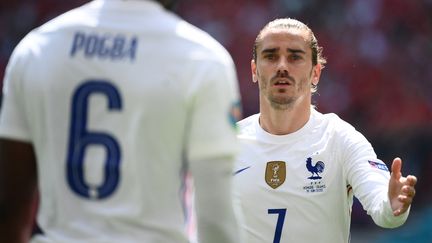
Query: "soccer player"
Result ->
[[0, 1, 243, 242], [232, 18, 417, 243]]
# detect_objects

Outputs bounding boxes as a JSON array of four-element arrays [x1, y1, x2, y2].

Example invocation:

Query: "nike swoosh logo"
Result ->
[[234, 166, 251, 175]]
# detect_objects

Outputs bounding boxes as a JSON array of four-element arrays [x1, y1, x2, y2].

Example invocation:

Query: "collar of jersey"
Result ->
[[254, 109, 317, 144]]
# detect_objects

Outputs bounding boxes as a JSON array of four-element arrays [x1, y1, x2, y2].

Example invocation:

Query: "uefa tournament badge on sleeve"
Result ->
[[368, 160, 389, 171], [228, 101, 242, 130]]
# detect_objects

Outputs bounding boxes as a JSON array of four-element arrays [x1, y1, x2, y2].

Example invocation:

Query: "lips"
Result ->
[[273, 78, 293, 86]]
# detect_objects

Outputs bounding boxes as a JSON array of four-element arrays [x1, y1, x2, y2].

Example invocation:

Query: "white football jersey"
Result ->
[[0, 0, 240, 242], [233, 109, 408, 243]]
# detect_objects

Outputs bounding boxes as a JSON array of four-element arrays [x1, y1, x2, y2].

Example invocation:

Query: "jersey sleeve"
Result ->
[[185, 57, 241, 162], [185, 54, 243, 243], [340, 124, 409, 228], [0, 36, 33, 142]]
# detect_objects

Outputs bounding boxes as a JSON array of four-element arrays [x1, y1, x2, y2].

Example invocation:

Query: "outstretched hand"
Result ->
[[388, 157, 417, 216]]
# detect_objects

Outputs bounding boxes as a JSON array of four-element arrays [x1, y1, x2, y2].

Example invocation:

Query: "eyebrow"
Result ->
[[261, 47, 306, 55], [287, 48, 306, 54], [261, 48, 279, 55]]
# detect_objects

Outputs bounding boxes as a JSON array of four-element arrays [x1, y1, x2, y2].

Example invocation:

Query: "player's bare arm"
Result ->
[[0, 138, 37, 243]]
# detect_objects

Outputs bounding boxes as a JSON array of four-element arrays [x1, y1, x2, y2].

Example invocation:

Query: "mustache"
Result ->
[[271, 70, 295, 83]]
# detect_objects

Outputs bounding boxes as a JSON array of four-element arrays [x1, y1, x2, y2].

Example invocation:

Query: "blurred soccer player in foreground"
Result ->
[[0, 0, 243, 242]]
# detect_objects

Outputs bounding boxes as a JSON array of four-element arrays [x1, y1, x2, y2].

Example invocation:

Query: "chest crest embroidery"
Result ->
[[265, 161, 286, 189], [303, 157, 327, 193], [306, 157, 325, 180]]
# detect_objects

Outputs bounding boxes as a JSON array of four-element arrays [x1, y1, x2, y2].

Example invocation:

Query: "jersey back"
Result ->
[[0, 1, 240, 242]]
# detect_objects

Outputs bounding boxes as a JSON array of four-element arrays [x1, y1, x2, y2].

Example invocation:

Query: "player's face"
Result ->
[[252, 28, 321, 110]]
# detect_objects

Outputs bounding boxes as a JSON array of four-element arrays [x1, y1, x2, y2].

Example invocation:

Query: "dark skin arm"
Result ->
[[0, 138, 37, 243]]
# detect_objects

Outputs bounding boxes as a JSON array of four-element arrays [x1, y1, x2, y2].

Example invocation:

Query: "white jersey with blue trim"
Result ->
[[0, 0, 240, 242], [233, 109, 409, 243]]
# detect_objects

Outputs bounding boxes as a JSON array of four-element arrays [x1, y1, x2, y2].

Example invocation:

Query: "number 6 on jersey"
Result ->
[[66, 80, 122, 200]]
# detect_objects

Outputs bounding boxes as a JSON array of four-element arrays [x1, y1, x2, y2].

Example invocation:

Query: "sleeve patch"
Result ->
[[368, 160, 389, 172], [229, 101, 242, 128]]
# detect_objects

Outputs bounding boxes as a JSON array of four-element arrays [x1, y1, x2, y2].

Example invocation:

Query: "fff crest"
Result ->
[[265, 161, 286, 189], [305, 157, 325, 180]]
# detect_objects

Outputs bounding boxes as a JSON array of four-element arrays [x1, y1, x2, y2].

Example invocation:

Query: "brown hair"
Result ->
[[252, 18, 327, 68]]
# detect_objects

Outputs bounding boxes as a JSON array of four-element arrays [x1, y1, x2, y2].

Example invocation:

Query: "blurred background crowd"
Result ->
[[1, 0, 431, 242]]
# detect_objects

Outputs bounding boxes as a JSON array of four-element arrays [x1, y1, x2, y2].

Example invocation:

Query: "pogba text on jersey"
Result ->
[[70, 31, 138, 61]]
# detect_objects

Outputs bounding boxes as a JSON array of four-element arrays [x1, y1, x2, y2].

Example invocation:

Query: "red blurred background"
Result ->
[[1, 0, 431, 242]]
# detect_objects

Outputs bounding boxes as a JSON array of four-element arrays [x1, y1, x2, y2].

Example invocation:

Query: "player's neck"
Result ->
[[259, 98, 311, 135]]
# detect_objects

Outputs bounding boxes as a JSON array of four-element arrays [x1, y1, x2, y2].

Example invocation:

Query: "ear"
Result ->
[[251, 59, 258, 83], [311, 63, 322, 86]]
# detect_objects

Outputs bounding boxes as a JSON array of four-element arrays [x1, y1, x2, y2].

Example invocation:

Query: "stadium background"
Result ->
[[1, 0, 431, 242]]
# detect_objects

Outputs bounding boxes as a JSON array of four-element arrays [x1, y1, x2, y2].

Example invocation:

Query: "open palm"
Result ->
[[388, 157, 417, 216]]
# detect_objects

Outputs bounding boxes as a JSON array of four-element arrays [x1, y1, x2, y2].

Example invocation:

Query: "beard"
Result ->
[[260, 72, 311, 111], [268, 93, 297, 110]]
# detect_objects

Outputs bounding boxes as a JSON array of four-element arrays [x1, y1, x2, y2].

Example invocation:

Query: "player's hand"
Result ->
[[388, 157, 417, 216]]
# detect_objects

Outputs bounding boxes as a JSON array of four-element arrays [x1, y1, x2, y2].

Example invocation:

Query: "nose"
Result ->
[[276, 58, 289, 76], [276, 57, 289, 73]]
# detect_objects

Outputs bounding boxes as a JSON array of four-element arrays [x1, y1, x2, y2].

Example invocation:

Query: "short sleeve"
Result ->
[[0, 39, 32, 142], [186, 58, 241, 163]]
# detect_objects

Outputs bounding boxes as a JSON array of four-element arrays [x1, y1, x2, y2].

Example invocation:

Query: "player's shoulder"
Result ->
[[236, 114, 259, 138], [9, 5, 86, 64], [16, 2, 92, 50], [314, 109, 367, 146], [6, 26, 48, 69], [173, 20, 233, 64], [314, 109, 356, 132], [37, 2, 93, 33]]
